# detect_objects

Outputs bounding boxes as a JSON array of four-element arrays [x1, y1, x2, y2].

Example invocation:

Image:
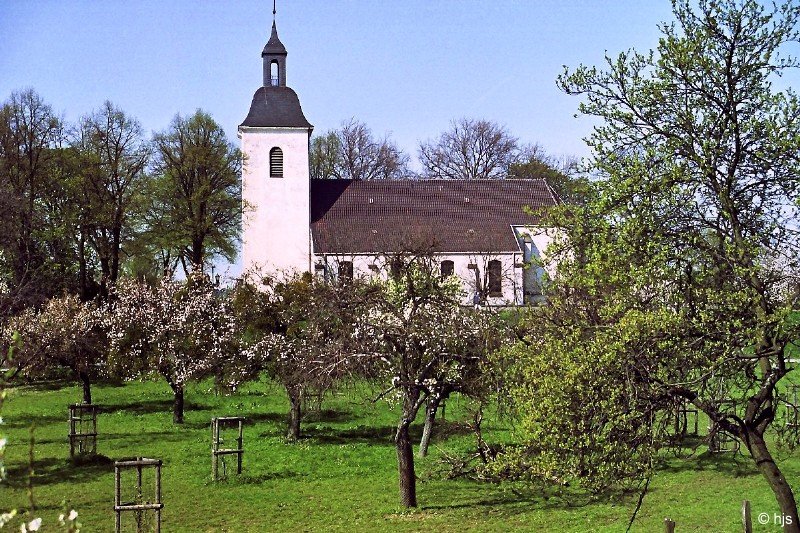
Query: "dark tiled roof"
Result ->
[[262, 21, 287, 55], [310, 179, 557, 254], [240, 86, 312, 129]]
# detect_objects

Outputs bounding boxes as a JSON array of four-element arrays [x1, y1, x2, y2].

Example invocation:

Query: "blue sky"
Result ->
[[5, 1, 795, 277], [2, 0, 681, 164]]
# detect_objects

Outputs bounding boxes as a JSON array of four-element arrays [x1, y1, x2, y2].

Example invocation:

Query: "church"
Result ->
[[239, 19, 558, 305]]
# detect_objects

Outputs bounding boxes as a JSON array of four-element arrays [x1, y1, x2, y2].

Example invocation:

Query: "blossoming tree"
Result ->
[[233, 271, 363, 440], [106, 274, 238, 423], [3, 294, 106, 404], [353, 254, 506, 507]]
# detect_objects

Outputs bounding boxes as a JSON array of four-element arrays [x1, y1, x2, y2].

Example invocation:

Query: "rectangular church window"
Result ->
[[339, 260, 353, 283], [488, 259, 502, 297]]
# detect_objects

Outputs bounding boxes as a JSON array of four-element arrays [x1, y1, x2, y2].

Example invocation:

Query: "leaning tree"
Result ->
[[504, 0, 800, 528]]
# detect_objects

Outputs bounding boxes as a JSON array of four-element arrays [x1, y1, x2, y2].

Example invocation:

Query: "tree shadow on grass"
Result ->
[[13, 380, 72, 392], [302, 408, 355, 424], [99, 400, 212, 416], [229, 471, 307, 484], [656, 449, 759, 477], [5, 455, 113, 489], [5, 414, 67, 429], [421, 482, 640, 516], [182, 411, 289, 430], [305, 424, 400, 445]]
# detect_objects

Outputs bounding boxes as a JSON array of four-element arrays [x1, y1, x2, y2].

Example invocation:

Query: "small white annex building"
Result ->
[[240, 20, 558, 305]]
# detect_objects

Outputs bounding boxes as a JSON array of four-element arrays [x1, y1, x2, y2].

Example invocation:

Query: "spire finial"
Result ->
[[273, 0, 276, 19]]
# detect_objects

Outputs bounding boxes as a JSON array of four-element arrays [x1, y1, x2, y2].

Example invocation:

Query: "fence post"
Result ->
[[742, 500, 752, 533], [665, 517, 676, 533]]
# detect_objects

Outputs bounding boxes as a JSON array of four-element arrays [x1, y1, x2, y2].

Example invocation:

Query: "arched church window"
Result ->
[[440, 260, 454, 279], [270, 61, 279, 86], [270, 147, 283, 177], [488, 260, 502, 297]]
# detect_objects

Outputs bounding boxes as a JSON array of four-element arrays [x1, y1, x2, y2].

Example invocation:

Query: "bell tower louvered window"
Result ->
[[270, 147, 284, 177]]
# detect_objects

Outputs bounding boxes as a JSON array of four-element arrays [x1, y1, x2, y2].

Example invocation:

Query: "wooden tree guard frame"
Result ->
[[674, 400, 699, 437], [211, 417, 244, 481], [68, 403, 98, 458], [114, 457, 163, 533], [784, 384, 799, 428], [708, 399, 740, 453]]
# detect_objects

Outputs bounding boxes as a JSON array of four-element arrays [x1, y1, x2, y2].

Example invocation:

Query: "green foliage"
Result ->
[[500, 0, 800, 515], [149, 110, 242, 273]]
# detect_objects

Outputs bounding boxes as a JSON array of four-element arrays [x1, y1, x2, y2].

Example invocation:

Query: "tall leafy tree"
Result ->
[[508, 143, 588, 205], [505, 0, 800, 527], [151, 110, 242, 274]]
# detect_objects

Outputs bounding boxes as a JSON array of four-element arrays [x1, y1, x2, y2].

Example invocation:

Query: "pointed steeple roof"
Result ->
[[262, 21, 287, 56]]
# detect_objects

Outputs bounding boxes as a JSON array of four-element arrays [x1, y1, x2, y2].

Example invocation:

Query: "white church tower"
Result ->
[[239, 12, 313, 276]]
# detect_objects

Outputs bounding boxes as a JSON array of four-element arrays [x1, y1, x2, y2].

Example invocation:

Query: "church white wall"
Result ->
[[315, 252, 529, 306], [240, 127, 311, 276]]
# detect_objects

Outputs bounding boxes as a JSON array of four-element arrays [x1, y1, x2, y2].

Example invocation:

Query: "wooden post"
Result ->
[[155, 462, 162, 533], [237, 419, 243, 475], [665, 518, 676, 533], [113, 458, 163, 533], [69, 407, 76, 458], [68, 404, 98, 458], [114, 466, 121, 532], [211, 418, 219, 481], [742, 500, 752, 533]]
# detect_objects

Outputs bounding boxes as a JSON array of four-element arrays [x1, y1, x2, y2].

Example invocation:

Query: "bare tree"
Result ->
[[73, 101, 150, 297], [418, 118, 518, 180], [0, 89, 72, 309], [310, 118, 409, 180]]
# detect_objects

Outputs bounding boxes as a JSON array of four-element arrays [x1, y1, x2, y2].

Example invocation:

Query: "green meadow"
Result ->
[[2, 379, 799, 532]]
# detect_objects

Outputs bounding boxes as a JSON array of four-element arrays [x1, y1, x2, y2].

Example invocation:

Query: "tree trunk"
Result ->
[[418, 396, 441, 458], [395, 419, 417, 507], [110, 224, 121, 285], [172, 384, 184, 424], [191, 238, 204, 272], [78, 230, 88, 301], [746, 429, 800, 532], [287, 389, 301, 441], [80, 372, 92, 404]]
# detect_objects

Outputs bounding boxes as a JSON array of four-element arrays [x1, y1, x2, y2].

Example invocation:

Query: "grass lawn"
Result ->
[[2, 378, 800, 532]]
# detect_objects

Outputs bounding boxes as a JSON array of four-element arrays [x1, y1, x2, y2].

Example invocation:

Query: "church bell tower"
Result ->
[[239, 7, 313, 276]]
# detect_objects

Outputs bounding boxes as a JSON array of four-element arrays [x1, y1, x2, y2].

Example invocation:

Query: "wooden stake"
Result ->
[[742, 500, 752, 533]]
